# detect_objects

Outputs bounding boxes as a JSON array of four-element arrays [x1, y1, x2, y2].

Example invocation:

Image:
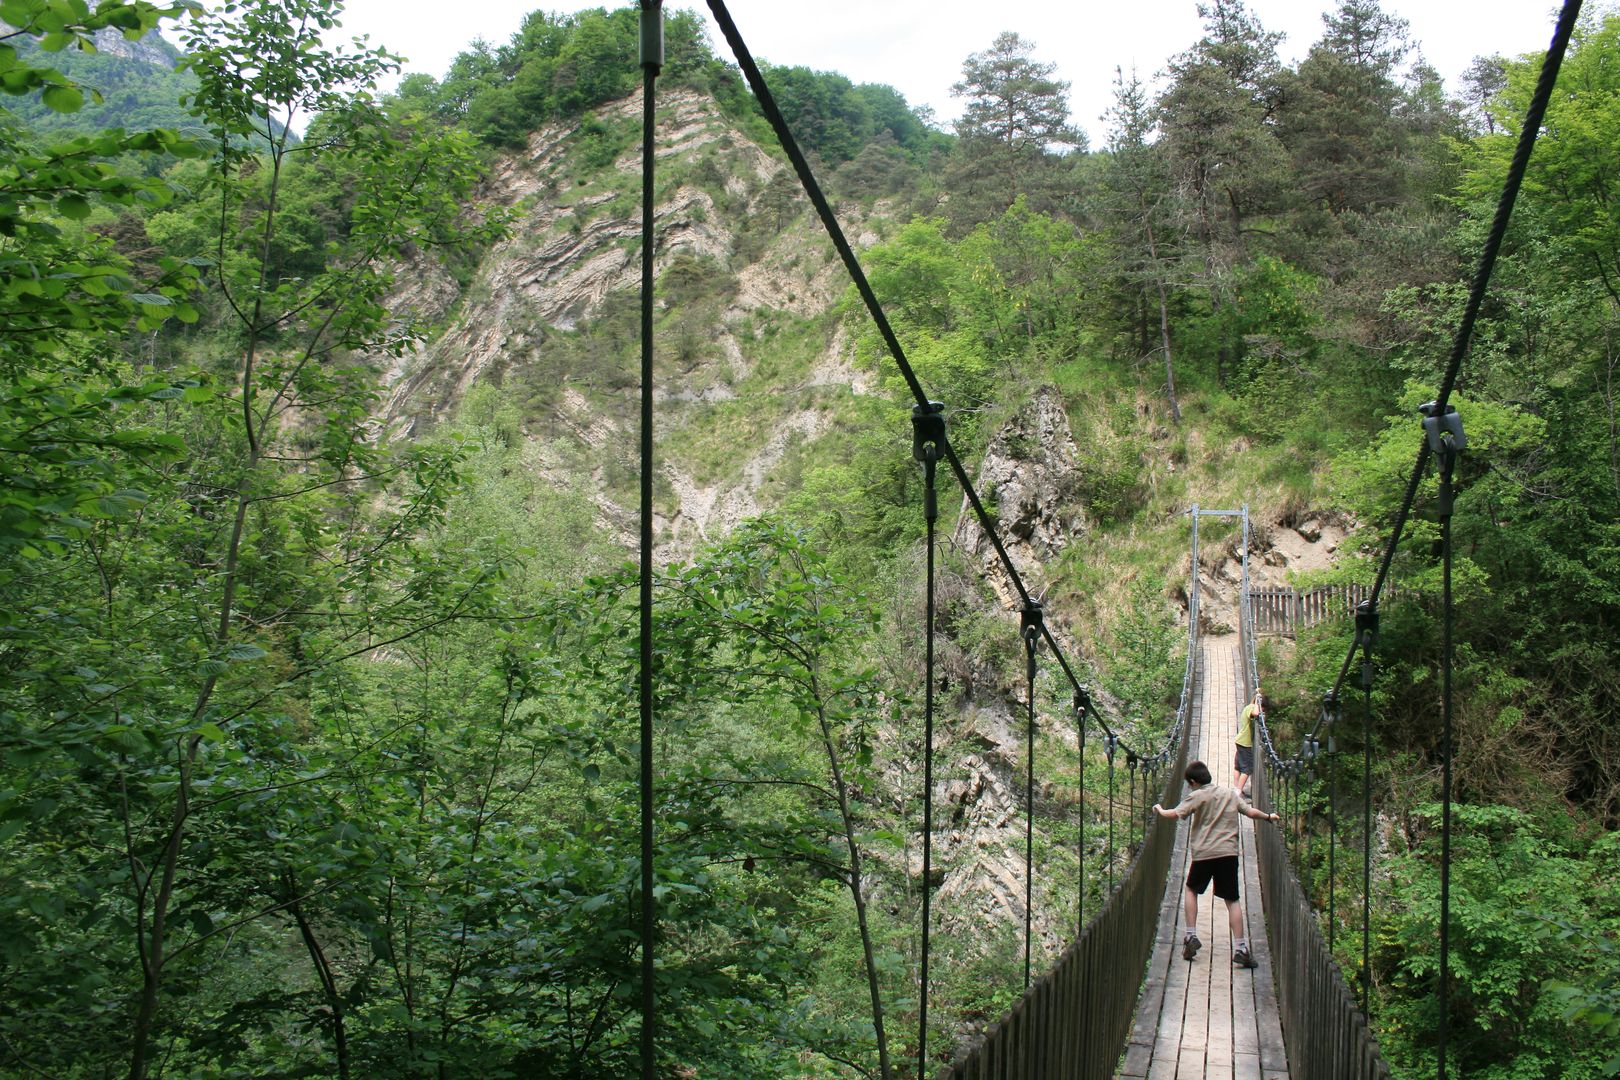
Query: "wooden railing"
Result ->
[[1241, 595, 1392, 1080], [931, 735, 1191, 1080]]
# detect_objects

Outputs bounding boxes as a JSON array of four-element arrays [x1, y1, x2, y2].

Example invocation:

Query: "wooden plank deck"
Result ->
[[1119, 637, 1289, 1080]]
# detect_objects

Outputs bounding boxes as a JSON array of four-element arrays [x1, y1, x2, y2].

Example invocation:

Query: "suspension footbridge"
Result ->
[[627, 1, 1585, 1075]]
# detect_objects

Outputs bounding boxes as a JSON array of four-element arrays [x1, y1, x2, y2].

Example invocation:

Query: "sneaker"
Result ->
[[1233, 947, 1258, 969], [1183, 935, 1201, 961]]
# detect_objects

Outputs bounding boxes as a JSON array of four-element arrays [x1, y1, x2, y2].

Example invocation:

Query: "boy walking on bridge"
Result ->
[[1153, 760, 1280, 969]]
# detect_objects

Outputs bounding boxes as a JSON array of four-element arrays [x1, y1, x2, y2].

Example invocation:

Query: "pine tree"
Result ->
[[1099, 67, 1182, 420], [1276, 0, 1412, 219], [945, 32, 1083, 228], [1156, 0, 1289, 383]]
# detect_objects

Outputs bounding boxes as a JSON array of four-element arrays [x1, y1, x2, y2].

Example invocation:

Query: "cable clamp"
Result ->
[[1419, 400, 1466, 458], [1355, 599, 1379, 649], [1421, 401, 1465, 513], [1020, 599, 1043, 682], [911, 401, 946, 462], [1322, 691, 1340, 729], [638, 1, 664, 71], [1020, 598, 1044, 643], [912, 401, 946, 521]]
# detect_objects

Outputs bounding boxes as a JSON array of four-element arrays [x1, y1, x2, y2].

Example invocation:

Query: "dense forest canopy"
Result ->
[[1, 0, 1618, 1077]]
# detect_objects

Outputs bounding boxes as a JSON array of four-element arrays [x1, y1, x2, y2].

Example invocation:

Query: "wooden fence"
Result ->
[[1248, 585, 1379, 637]]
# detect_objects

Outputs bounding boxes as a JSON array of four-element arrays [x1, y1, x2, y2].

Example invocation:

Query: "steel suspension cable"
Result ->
[[704, 0, 1152, 759], [1106, 736, 1117, 893], [636, 5, 662, 1076], [1436, 428, 1461, 1080], [1360, 607, 1375, 1012], [1075, 689, 1089, 937], [1321, 0, 1582, 710], [1326, 695, 1338, 953]]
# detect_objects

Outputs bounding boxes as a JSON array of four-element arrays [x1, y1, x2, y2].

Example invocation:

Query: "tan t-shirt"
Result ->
[[1176, 784, 1245, 860]]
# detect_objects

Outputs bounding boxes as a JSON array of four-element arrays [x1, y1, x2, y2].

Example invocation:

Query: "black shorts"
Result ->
[[1187, 855, 1240, 901], [1234, 744, 1254, 776]]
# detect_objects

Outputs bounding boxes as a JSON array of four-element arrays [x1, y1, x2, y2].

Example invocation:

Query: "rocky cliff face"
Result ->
[[92, 27, 181, 66], [378, 86, 874, 560], [952, 386, 1087, 610]]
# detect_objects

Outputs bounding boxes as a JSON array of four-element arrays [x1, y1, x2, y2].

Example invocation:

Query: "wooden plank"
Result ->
[[1208, 944, 1234, 1067], [1120, 1040, 1154, 1078], [1128, 637, 1294, 1080], [1148, 1035, 1181, 1080]]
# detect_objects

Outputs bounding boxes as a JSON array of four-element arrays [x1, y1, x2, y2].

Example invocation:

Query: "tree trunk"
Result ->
[[1140, 204, 1181, 423], [287, 878, 351, 1080], [816, 703, 892, 1080]]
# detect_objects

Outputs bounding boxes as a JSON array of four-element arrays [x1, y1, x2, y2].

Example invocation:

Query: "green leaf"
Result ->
[[40, 83, 83, 112], [225, 643, 266, 662], [55, 194, 91, 220], [196, 722, 227, 742]]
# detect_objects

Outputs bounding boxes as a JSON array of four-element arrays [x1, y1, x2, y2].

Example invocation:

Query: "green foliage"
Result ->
[[1105, 578, 1184, 724], [945, 31, 1082, 225], [1375, 804, 1620, 1078], [762, 62, 939, 168], [2, 3, 1619, 1077], [3, 25, 197, 139], [847, 205, 1099, 438]]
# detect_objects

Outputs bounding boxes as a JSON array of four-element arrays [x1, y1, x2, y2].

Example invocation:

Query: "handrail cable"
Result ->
[[635, 4, 663, 1077], [705, 0, 1171, 765]]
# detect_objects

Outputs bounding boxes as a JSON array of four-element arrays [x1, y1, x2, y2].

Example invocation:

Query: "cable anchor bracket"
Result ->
[[1020, 598, 1044, 681], [1420, 401, 1466, 514], [1355, 599, 1379, 689], [1073, 685, 1092, 725], [912, 401, 947, 521]]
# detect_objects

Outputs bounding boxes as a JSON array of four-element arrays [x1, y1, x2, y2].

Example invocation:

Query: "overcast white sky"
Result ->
[[326, 1, 1571, 144]]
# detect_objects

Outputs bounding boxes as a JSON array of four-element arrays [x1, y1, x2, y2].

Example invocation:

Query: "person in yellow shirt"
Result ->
[[1233, 687, 1263, 799], [1153, 760, 1280, 968]]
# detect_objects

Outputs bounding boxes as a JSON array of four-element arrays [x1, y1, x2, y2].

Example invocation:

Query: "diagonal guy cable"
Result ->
[[706, 0, 1157, 755], [1315, 0, 1583, 720]]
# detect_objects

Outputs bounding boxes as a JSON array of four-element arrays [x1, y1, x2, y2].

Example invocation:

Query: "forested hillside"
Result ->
[[1, 0, 1617, 1077]]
